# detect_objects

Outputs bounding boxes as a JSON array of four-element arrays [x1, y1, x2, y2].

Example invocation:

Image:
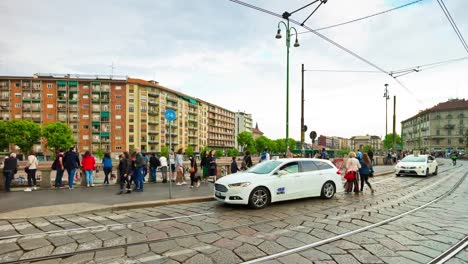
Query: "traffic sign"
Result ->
[[164, 109, 176, 121]]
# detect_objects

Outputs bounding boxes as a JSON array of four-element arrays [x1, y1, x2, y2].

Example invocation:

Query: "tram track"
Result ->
[[0, 163, 462, 263]]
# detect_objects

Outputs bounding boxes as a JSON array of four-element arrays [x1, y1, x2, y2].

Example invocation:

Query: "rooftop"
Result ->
[[402, 98, 468, 123]]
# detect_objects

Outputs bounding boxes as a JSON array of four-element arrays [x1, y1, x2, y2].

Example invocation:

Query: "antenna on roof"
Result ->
[[110, 62, 115, 78]]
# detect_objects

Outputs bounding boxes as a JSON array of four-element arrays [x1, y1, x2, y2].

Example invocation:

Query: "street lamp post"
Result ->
[[383, 84, 390, 138], [276, 20, 300, 155]]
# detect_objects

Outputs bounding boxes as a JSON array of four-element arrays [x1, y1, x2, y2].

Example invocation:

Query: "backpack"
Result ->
[[51, 157, 58, 170], [261, 152, 267, 160]]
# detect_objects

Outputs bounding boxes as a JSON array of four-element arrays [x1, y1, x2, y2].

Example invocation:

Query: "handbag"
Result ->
[[344, 170, 355, 180], [24, 166, 30, 174], [189, 167, 195, 174]]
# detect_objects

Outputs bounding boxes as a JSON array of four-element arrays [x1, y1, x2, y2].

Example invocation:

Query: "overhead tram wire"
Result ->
[[228, 0, 423, 103], [436, 0, 468, 53], [297, 0, 425, 34]]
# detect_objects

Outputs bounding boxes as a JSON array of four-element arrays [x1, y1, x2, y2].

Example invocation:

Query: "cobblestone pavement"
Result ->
[[0, 161, 466, 264]]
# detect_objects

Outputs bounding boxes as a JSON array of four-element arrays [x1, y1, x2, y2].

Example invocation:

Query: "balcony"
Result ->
[[0, 85, 9, 91], [148, 110, 158, 115], [166, 96, 178, 103], [148, 100, 159, 106], [188, 134, 197, 138], [148, 92, 159, 97], [445, 124, 455, 129], [149, 131, 159, 135], [148, 119, 158, 125], [166, 104, 177, 110], [148, 140, 159, 144]]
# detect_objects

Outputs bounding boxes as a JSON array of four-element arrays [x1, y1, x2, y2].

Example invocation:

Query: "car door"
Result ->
[[299, 160, 321, 197], [271, 161, 302, 201], [427, 156, 435, 173]]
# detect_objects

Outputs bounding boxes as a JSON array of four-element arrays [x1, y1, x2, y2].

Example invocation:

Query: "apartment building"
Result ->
[[235, 112, 253, 150], [0, 74, 236, 156], [349, 135, 382, 151], [401, 99, 468, 153]]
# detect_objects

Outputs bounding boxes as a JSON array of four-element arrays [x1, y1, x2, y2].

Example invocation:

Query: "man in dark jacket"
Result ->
[[149, 153, 161, 183], [367, 150, 374, 166], [3, 153, 18, 192], [134, 147, 146, 191], [63, 147, 80, 189]]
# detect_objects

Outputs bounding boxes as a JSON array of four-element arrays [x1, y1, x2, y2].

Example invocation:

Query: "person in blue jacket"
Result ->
[[358, 153, 374, 193]]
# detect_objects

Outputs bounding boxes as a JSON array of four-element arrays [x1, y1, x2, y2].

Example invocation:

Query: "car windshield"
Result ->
[[401, 156, 426, 162], [248, 161, 282, 174]]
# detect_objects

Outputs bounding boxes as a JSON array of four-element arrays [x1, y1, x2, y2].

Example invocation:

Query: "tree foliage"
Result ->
[[5, 120, 41, 155], [94, 148, 105, 160], [362, 145, 373, 153], [160, 146, 169, 157], [215, 149, 223, 158], [227, 148, 239, 157], [237, 132, 254, 151], [0, 121, 9, 151], [42, 122, 75, 153], [255, 136, 270, 154], [185, 145, 194, 158], [383, 133, 402, 150]]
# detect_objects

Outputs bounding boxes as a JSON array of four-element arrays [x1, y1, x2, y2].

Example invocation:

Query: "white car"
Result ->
[[395, 154, 438, 177], [214, 158, 344, 209]]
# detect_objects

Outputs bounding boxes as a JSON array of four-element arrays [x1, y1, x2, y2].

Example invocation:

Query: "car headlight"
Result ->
[[228, 182, 251, 188]]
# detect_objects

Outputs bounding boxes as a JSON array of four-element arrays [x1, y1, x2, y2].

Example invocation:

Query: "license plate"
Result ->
[[215, 191, 222, 196]]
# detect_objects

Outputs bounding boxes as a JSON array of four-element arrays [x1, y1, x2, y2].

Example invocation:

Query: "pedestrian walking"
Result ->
[[118, 152, 132, 194], [359, 153, 374, 193], [149, 153, 160, 183], [169, 150, 176, 182], [242, 151, 252, 170], [208, 150, 217, 182], [142, 153, 149, 181], [188, 155, 199, 188], [159, 155, 168, 183], [367, 149, 374, 166], [200, 150, 209, 183], [345, 151, 361, 193], [102, 153, 112, 185], [134, 147, 146, 192], [231, 157, 239, 174], [260, 148, 270, 162], [24, 151, 39, 192], [53, 149, 65, 188], [321, 148, 328, 159], [3, 153, 18, 192], [82, 151, 96, 187], [63, 147, 80, 189], [175, 148, 186, 185]]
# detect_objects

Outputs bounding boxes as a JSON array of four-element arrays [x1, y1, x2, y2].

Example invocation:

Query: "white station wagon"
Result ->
[[214, 158, 344, 209]]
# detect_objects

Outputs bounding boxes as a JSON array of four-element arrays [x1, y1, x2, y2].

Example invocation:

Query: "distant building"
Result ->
[[318, 135, 327, 147], [350, 135, 382, 151], [235, 112, 253, 150], [252, 123, 264, 139], [401, 99, 468, 154]]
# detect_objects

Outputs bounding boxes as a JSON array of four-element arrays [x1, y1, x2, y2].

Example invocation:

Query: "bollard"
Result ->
[[40, 168, 52, 188]]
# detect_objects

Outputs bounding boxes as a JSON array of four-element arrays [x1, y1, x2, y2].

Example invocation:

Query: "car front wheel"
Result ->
[[425, 168, 429, 177], [248, 187, 270, 209], [433, 166, 438, 175], [321, 181, 336, 199]]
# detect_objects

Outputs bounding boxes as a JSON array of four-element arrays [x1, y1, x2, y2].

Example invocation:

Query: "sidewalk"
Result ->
[[0, 165, 395, 219]]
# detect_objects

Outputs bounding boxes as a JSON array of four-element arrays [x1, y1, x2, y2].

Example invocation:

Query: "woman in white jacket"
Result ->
[[25, 151, 39, 192], [345, 151, 361, 193]]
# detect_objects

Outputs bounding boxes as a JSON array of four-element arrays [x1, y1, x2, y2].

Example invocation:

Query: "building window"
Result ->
[[447, 114, 452, 119], [115, 105, 121, 110], [47, 84, 53, 88], [83, 104, 89, 109], [141, 106, 147, 112], [15, 103, 21, 108], [15, 93, 21, 97], [83, 125, 89, 129], [83, 135, 89, 140], [83, 94, 89, 99], [47, 104, 53, 109], [448, 139, 451, 145], [448, 130, 451, 136], [436, 130, 440, 136], [47, 114, 53, 119], [116, 135, 121, 140], [47, 94, 53, 98], [116, 146, 122, 150], [116, 115, 121, 120], [115, 86, 121, 90], [83, 115, 89, 119], [115, 125, 121, 130], [129, 106, 134, 112], [83, 84, 89, 89], [129, 135, 134, 143], [115, 95, 121, 99]]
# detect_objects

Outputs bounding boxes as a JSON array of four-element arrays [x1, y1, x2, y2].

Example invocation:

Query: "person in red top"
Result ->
[[81, 151, 96, 187]]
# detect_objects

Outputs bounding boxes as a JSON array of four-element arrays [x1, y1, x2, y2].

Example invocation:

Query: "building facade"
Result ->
[[235, 112, 253, 150], [350, 135, 382, 151], [401, 99, 468, 154], [0, 74, 236, 156]]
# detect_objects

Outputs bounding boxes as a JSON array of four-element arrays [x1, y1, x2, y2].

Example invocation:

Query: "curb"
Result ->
[[108, 196, 215, 212]]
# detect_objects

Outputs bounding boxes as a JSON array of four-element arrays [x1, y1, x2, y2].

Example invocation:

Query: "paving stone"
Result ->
[[164, 247, 196, 262], [278, 253, 313, 264], [380, 256, 420, 264], [60, 252, 95, 264], [217, 230, 240, 239], [94, 231, 119, 241], [150, 240, 179, 254], [258, 240, 286, 255], [213, 238, 243, 250], [294, 233, 321, 244], [435, 230, 466, 240], [53, 243, 77, 255], [418, 240, 452, 251], [77, 239, 102, 251], [196, 233, 221, 244], [94, 248, 125, 262], [362, 244, 399, 257], [18, 237, 51, 250], [299, 248, 333, 261], [147, 231, 168, 240], [175, 237, 200, 248], [349, 249, 383, 263], [331, 254, 361, 264], [331, 240, 362, 250], [397, 231, 428, 241], [34, 259, 61, 264], [209, 248, 244, 263], [235, 235, 264, 246], [184, 253, 214, 264], [314, 261, 338, 264], [0, 242, 20, 255], [407, 245, 442, 258], [445, 258, 468, 264], [48, 235, 76, 247], [397, 251, 432, 263], [72, 233, 98, 244], [426, 234, 460, 245], [0, 250, 23, 262], [276, 236, 304, 249], [317, 244, 347, 255], [20, 245, 54, 260], [234, 244, 266, 261], [127, 244, 150, 257], [103, 236, 126, 247], [376, 238, 408, 251], [386, 235, 419, 246]]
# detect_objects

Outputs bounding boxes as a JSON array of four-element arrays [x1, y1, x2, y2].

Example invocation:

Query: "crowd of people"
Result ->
[[344, 150, 375, 194]]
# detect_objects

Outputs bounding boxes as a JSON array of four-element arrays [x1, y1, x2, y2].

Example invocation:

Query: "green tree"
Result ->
[[215, 149, 223, 157], [185, 145, 194, 158], [362, 145, 373, 153], [227, 148, 239, 157], [255, 136, 270, 154], [337, 149, 350, 158], [94, 148, 105, 160], [0, 121, 9, 151], [5, 120, 41, 156], [269, 140, 279, 154], [237, 132, 254, 151], [161, 146, 169, 157], [383, 133, 402, 150], [42, 122, 75, 153]]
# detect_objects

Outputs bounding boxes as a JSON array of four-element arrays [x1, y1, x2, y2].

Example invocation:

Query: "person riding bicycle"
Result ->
[[450, 151, 458, 165]]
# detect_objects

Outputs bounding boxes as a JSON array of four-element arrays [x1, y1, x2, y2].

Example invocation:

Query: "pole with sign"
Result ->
[[164, 109, 176, 199]]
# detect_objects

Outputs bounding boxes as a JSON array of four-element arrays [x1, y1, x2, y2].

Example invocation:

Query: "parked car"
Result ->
[[214, 158, 343, 209], [395, 154, 438, 177]]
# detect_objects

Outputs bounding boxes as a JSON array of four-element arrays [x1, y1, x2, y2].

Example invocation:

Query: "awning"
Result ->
[[100, 132, 110, 137], [56, 80, 67, 86], [92, 81, 101, 85], [180, 96, 198, 105], [68, 81, 78, 86], [101, 112, 110, 118], [92, 121, 100, 126]]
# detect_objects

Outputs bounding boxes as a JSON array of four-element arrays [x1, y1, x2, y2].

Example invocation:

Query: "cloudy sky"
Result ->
[[1, 0, 467, 142]]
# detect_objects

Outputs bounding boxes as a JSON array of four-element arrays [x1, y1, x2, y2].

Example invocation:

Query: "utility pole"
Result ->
[[301, 64, 305, 149], [392, 95, 397, 151], [384, 84, 390, 138]]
